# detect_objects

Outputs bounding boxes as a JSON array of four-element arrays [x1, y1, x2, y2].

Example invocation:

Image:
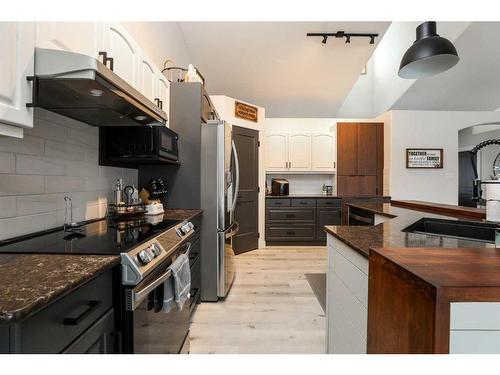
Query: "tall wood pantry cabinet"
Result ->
[[336, 122, 384, 196]]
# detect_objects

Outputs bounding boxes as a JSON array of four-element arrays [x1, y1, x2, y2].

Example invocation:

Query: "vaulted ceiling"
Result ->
[[178, 22, 390, 117]]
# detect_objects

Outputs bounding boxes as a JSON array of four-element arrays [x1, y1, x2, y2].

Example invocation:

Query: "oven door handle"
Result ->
[[129, 242, 191, 310]]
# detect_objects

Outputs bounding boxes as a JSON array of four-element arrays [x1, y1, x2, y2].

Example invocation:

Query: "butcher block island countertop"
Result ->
[[323, 200, 500, 354]]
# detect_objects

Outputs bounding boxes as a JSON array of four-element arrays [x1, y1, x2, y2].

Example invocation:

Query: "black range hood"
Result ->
[[31, 48, 167, 127]]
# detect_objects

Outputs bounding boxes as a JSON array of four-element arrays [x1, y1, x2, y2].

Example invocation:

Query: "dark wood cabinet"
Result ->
[[265, 198, 342, 245], [337, 124, 358, 175], [316, 208, 342, 240], [337, 122, 384, 196], [1, 269, 118, 354]]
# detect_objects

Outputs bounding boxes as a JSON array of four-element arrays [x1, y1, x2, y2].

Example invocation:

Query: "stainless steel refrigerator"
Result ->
[[200, 120, 240, 300]]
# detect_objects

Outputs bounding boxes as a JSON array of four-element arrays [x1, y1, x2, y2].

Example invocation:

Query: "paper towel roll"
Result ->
[[485, 180, 500, 222]]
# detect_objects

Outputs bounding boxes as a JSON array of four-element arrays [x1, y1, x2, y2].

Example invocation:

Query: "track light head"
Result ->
[[322, 36, 328, 44], [369, 35, 375, 44], [345, 35, 351, 44]]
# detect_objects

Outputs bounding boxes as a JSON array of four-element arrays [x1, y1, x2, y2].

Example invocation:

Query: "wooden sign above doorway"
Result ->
[[234, 101, 258, 123]]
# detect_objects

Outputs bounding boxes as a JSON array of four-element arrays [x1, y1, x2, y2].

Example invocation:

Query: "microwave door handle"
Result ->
[[230, 140, 240, 212]]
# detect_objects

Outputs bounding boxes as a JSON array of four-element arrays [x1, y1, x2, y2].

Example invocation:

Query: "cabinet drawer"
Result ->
[[291, 198, 316, 207], [267, 208, 316, 222], [317, 198, 342, 207], [266, 198, 291, 207], [21, 269, 114, 353], [266, 224, 316, 241]]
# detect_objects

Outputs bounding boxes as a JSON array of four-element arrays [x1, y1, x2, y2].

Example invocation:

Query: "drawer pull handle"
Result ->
[[286, 231, 296, 235], [275, 202, 282, 205], [63, 300, 102, 326], [286, 214, 296, 218]]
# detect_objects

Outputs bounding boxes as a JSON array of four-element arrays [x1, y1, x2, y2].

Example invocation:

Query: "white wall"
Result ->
[[122, 22, 192, 71], [389, 110, 500, 204], [210, 95, 267, 248], [337, 22, 471, 118]]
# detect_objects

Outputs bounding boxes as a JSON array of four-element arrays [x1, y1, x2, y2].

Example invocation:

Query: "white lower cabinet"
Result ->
[[0, 22, 35, 137], [449, 302, 500, 354], [326, 235, 368, 354]]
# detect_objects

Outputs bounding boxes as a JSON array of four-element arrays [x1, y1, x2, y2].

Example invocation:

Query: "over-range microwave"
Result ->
[[99, 126, 180, 167]]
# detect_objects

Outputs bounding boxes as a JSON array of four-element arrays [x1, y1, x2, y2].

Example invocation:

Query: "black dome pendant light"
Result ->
[[398, 21, 459, 79]]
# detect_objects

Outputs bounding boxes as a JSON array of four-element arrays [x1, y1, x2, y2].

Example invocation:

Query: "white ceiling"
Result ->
[[392, 22, 500, 111], [178, 22, 390, 117]]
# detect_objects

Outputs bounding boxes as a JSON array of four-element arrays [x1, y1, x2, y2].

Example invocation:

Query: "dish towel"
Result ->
[[169, 253, 191, 311], [162, 275, 175, 313]]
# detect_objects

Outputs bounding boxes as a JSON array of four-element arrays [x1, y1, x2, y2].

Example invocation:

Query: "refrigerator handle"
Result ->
[[230, 140, 240, 212]]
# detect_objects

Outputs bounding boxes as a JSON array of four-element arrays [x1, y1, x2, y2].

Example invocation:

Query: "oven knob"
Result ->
[[175, 228, 183, 237], [137, 249, 153, 265], [187, 222, 194, 230], [151, 243, 163, 256]]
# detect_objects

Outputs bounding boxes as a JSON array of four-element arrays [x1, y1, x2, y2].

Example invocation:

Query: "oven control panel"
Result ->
[[137, 242, 164, 265]]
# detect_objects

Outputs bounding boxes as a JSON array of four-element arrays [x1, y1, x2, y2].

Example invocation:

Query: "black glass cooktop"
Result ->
[[0, 217, 182, 255]]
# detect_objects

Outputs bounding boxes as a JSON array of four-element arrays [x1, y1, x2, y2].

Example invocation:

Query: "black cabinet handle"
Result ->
[[155, 98, 160, 106], [275, 202, 282, 205], [286, 231, 296, 235], [63, 300, 102, 325], [286, 214, 296, 218], [98, 51, 114, 71], [159, 100, 163, 110]]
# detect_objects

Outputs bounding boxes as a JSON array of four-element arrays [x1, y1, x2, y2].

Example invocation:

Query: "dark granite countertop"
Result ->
[[162, 208, 203, 221], [0, 254, 119, 324], [345, 202, 397, 218], [324, 202, 495, 258]]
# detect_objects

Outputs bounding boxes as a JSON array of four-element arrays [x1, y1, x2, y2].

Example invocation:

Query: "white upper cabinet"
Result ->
[[156, 69, 170, 121], [35, 22, 99, 58], [0, 22, 35, 137], [265, 130, 336, 173], [266, 133, 288, 171], [288, 132, 311, 171], [312, 132, 336, 172], [138, 52, 157, 102], [99, 23, 140, 89]]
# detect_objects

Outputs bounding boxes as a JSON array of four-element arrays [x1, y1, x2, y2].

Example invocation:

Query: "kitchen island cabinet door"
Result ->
[[0, 22, 35, 137], [316, 207, 341, 240], [99, 23, 140, 89], [35, 22, 99, 58]]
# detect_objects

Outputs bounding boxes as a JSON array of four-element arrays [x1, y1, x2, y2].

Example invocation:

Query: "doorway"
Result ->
[[458, 151, 477, 207], [233, 126, 259, 254]]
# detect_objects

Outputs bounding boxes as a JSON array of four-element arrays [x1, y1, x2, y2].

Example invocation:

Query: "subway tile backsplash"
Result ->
[[0, 109, 137, 240]]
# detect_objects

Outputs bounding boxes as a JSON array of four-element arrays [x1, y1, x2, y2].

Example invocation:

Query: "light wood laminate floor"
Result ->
[[189, 246, 327, 354]]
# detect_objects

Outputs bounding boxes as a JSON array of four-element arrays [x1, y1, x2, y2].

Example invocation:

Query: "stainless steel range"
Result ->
[[0, 215, 201, 354]]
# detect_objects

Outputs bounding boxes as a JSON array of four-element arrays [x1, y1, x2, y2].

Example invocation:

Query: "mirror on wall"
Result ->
[[458, 124, 500, 207]]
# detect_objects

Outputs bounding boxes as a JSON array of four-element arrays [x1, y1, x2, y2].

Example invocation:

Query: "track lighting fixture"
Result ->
[[307, 31, 379, 45]]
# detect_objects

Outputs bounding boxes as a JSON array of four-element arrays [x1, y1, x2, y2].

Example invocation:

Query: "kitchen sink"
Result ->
[[402, 217, 499, 244]]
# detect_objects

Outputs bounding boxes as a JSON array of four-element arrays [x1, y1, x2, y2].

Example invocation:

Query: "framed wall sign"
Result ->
[[234, 101, 258, 122], [406, 148, 443, 168]]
